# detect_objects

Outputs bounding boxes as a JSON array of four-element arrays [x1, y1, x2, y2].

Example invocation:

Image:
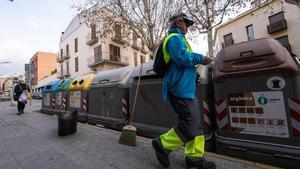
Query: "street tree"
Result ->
[[76, 0, 182, 57], [183, 0, 248, 58]]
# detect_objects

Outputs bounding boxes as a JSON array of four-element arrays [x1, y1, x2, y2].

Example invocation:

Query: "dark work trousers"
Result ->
[[169, 93, 203, 143], [17, 101, 25, 112]]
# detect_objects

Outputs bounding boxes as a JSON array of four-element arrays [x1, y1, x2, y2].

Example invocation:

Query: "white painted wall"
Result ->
[[58, 14, 150, 79], [214, 0, 300, 57]]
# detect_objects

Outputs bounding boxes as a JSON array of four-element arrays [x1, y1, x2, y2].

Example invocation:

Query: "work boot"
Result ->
[[152, 137, 171, 168], [185, 157, 216, 169]]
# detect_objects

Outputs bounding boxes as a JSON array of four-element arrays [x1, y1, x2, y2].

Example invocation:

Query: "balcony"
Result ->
[[87, 54, 129, 68], [57, 71, 64, 79], [223, 39, 234, 47], [86, 33, 98, 46], [140, 47, 148, 54], [63, 54, 70, 60], [111, 35, 127, 45], [131, 43, 141, 50], [57, 56, 64, 63], [87, 56, 103, 68], [267, 19, 287, 34], [64, 72, 70, 78]]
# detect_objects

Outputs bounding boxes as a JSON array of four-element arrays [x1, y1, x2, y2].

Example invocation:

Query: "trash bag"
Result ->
[[18, 92, 28, 104]]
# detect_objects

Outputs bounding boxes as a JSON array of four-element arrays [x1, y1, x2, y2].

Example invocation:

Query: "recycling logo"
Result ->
[[258, 96, 268, 105]]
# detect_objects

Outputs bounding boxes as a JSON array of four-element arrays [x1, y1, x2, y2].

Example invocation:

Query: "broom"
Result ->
[[119, 62, 143, 146]]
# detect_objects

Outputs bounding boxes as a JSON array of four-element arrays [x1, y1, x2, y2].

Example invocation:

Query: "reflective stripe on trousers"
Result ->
[[160, 94, 205, 157]]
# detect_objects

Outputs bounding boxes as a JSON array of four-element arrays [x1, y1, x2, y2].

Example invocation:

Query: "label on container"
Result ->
[[43, 93, 50, 106], [228, 91, 289, 138], [69, 91, 81, 108], [55, 92, 62, 106]]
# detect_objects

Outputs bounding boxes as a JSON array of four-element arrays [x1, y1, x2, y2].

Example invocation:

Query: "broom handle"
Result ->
[[129, 62, 143, 123]]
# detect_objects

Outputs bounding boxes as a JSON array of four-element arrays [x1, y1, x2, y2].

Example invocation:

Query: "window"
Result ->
[[223, 33, 234, 47], [66, 44, 69, 55], [115, 24, 122, 38], [133, 33, 138, 45], [246, 25, 254, 41], [60, 49, 63, 58], [269, 12, 284, 25], [140, 55, 146, 63], [276, 36, 291, 52], [141, 41, 145, 50], [75, 57, 78, 72], [66, 62, 69, 74], [60, 64, 63, 75], [91, 24, 96, 39], [94, 45, 102, 63], [109, 44, 121, 62], [74, 38, 78, 53], [134, 52, 137, 66]]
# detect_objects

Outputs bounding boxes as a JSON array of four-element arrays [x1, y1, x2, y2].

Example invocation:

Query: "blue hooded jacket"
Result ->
[[162, 28, 204, 101]]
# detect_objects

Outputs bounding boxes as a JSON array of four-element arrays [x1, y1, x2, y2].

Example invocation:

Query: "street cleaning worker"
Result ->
[[152, 12, 216, 169], [14, 78, 30, 115]]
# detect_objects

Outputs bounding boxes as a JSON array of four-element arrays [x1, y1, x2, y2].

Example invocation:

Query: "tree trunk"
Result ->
[[207, 28, 214, 58]]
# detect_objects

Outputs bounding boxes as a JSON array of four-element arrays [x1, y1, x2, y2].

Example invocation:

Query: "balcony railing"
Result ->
[[140, 47, 148, 54], [267, 19, 287, 34], [86, 33, 98, 46], [223, 39, 234, 47], [87, 53, 129, 68], [63, 53, 70, 60], [57, 71, 64, 79], [56, 56, 64, 63], [111, 35, 127, 45], [87, 55, 103, 68], [131, 43, 141, 50]]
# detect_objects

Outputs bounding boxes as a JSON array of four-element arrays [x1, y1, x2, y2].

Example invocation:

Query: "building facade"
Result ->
[[214, 0, 300, 57], [57, 14, 150, 79], [29, 52, 57, 85]]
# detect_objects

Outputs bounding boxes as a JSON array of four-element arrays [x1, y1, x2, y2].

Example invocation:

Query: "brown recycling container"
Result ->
[[213, 38, 300, 168]]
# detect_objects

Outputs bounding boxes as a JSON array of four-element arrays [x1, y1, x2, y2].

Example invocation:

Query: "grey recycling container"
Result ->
[[130, 61, 215, 151], [58, 110, 78, 136], [88, 67, 132, 130], [213, 38, 300, 168]]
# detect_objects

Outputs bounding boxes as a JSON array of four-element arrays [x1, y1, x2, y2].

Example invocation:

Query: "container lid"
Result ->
[[42, 80, 60, 92], [58, 77, 74, 92], [50, 80, 62, 92], [91, 66, 131, 85], [215, 38, 286, 72], [131, 61, 157, 78], [68, 74, 95, 91], [213, 38, 300, 81]]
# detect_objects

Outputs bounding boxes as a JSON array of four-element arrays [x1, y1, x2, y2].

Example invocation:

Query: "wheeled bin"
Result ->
[[68, 74, 94, 122], [41, 80, 61, 114], [130, 61, 215, 151], [55, 78, 74, 115], [213, 38, 300, 168], [88, 67, 132, 130]]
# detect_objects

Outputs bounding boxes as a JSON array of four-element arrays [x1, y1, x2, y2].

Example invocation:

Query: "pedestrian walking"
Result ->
[[152, 12, 216, 169], [14, 78, 30, 115]]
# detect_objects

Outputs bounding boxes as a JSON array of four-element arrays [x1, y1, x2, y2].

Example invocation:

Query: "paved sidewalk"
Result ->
[[0, 100, 279, 169]]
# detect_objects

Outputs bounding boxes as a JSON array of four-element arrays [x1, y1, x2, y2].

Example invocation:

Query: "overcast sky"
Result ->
[[0, 0, 83, 75]]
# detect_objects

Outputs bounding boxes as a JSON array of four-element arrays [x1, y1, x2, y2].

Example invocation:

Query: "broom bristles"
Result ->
[[119, 124, 137, 146]]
